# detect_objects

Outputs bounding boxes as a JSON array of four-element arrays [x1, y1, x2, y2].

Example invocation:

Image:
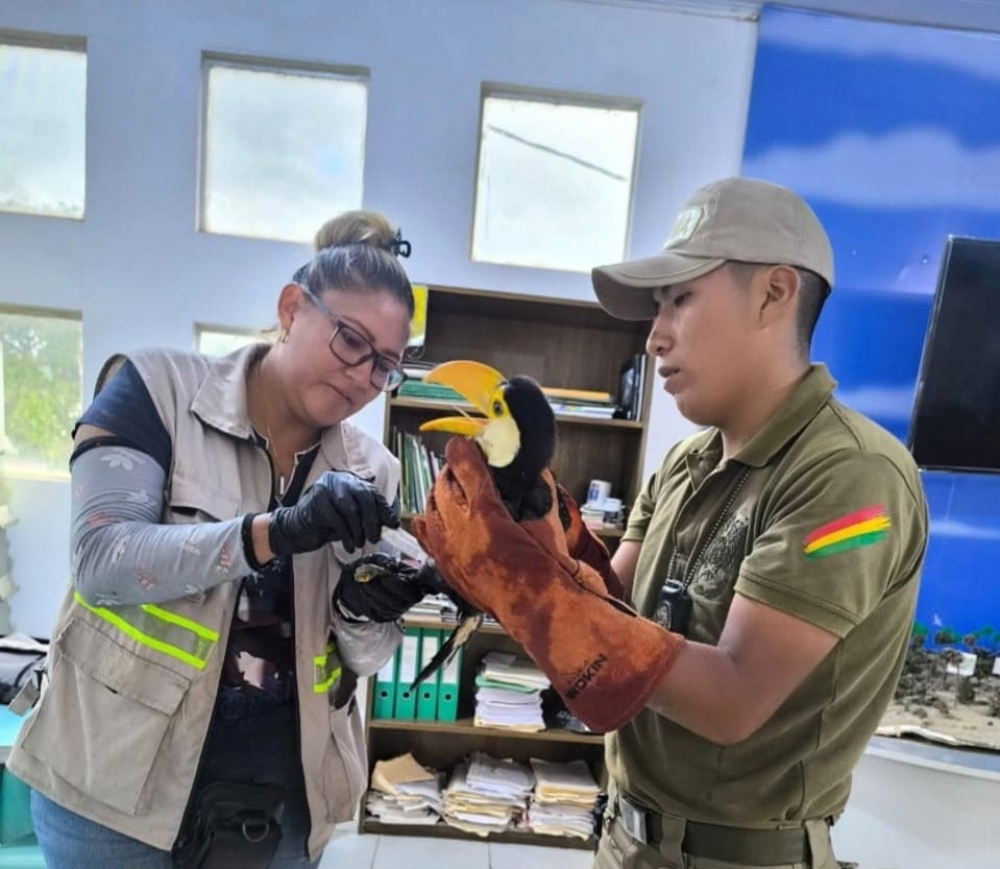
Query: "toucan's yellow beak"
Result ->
[[418, 360, 506, 436], [418, 360, 521, 468]]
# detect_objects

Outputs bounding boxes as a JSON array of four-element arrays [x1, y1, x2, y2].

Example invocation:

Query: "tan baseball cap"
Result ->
[[592, 176, 834, 320]]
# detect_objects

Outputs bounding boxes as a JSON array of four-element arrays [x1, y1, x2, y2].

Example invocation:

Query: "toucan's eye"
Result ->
[[492, 400, 503, 415]]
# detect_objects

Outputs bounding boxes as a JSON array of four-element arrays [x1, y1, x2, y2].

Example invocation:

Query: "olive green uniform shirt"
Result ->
[[607, 364, 928, 826]]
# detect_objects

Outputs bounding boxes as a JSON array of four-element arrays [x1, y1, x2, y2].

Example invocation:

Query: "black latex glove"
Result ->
[[268, 471, 399, 556], [334, 553, 442, 623]]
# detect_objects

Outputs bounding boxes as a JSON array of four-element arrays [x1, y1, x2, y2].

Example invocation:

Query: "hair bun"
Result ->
[[296, 210, 414, 318], [314, 210, 401, 254]]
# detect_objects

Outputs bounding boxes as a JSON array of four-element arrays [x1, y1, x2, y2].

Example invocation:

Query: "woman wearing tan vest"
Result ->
[[8, 213, 430, 869]]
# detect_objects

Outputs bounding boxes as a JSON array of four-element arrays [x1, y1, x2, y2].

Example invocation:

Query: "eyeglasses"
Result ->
[[298, 285, 406, 392]]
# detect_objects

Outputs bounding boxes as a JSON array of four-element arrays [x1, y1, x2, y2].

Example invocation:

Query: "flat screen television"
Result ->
[[909, 236, 1000, 473]]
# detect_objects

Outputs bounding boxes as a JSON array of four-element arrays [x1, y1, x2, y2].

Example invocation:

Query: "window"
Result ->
[[472, 88, 640, 272], [200, 55, 368, 244], [0, 38, 86, 219], [196, 325, 265, 357], [0, 310, 83, 477]]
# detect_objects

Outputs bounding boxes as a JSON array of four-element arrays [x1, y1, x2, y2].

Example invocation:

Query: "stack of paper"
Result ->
[[526, 801, 596, 839], [406, 593, 454, 620], [366, 753, 443, 826], [467, 752, 535, 800], [442, 753, 534, 837], [480, 652, 551, 691], [475, 652, 549, 732], [440, 600, 500, 629], [526, 758, 601, 840]]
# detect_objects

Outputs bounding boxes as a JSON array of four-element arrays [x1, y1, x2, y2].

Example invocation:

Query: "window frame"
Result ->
[[194, 322, 268, 357], [0, 303, 83, 482], [197, 51, 370, 243], [470, 82, 643, 273], [0, 29, 88, 221]]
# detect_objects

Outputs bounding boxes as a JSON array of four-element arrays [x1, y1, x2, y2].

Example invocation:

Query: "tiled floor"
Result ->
[[319, 826, 594, 869]]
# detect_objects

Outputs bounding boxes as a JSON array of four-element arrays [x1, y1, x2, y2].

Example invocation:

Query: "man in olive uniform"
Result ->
[[586, 177, 929, 868], [415, 176, 929, 868]]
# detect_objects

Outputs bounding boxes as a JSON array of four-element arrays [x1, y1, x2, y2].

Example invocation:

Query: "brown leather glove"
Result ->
[[412, 438, 682, 733], [557, 485, 625, 600]]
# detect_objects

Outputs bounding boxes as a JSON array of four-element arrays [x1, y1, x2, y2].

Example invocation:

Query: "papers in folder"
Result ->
[[480, 652, 550, 691], [367, 753, 443, 826], [475, 652, 549, 733], [526, 758, 600, 840], [365, 752, 603, 842], [531, 758, 600, 806], [442, 752, 533, 837]]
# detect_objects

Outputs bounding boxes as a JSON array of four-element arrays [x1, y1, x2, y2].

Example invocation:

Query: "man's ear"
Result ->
[[276, 283, 305, 334], [757, 265, 800, 327]]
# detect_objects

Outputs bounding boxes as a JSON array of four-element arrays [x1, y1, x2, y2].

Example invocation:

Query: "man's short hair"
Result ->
[[726, 261, 829, 352]]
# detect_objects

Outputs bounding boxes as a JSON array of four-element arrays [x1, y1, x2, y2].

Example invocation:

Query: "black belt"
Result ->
[[617, 794, 812, 865]]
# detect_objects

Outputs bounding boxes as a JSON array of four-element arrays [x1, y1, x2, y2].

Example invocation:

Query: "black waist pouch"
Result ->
[[173, 782, 286, 869]]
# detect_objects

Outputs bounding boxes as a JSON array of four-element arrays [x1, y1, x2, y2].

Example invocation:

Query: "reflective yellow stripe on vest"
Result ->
[[73, 592, 219, 670], [313, 643, 342, 694]]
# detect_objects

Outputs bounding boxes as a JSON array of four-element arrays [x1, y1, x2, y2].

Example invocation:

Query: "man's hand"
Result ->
[[412, 437, 683, 733], [557, 485, 624, 598]]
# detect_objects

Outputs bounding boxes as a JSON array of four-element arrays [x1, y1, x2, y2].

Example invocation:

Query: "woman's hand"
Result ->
[[333, 553, 438, 622], [267, 471, 399, 556]]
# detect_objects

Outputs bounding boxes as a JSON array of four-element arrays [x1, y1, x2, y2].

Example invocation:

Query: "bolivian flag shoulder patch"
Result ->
[[803, 505, 891, 560]]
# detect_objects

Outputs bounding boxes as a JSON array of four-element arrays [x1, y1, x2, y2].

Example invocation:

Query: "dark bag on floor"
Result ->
[[173, 781, 285, 869], [0, 634, 48, 706]]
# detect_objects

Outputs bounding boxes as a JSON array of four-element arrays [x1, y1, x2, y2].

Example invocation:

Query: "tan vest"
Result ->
[[8, 346, 399, 860]]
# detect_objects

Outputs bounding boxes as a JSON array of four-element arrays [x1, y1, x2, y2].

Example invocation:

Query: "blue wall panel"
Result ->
[[742, 7, 1000, 641]]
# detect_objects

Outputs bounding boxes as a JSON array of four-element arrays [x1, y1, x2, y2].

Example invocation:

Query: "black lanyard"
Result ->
[[654, 467, 752, 634]]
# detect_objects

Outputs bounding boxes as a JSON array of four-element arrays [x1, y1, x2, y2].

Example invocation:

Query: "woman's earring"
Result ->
[[278, 329, 289, 344]]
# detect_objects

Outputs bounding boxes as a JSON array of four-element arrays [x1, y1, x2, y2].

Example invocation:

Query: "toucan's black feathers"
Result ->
[[493, 375, 556, 520], [410, 611, 484, 691]]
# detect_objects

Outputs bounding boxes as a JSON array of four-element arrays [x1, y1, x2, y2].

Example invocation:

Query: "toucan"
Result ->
[[410, 360, 558, 685], [420, 360, 557, 521]]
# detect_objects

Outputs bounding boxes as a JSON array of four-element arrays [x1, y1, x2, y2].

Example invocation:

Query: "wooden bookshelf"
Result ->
[[369, 717, 604, 745], [362, 284, 652, 848]]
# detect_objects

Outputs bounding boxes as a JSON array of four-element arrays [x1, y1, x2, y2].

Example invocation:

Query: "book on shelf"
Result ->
[[407, 595, 501, 632], [541, 386, 613, 403], [540, 385, 619, 420], [407, 285, 429, 349], [615, 354, 647, 421], [397, 376, 621, 420], [547, 402, 617, 419], [400, 357, 449, 383], [392, 428, 443, 515], [397, 380, 464, 402]]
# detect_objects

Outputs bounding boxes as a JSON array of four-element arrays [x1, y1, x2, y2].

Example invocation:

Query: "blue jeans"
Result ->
[[31, 688, 322, 869]]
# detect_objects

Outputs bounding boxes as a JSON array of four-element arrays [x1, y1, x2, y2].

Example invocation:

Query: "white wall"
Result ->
[[5, 479, 71, 636], [0, 0, 750, 635], [835, 748, 1000, 869]]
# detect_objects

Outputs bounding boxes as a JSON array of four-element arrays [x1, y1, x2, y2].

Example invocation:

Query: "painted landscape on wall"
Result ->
[[743, 6, 1000, 747]]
